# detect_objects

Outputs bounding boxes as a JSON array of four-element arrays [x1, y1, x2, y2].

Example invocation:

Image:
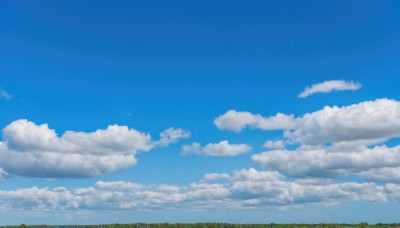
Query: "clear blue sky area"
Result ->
[[0, 0, 399, 225]]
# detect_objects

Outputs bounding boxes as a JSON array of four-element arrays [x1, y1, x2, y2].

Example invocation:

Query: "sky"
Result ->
[[0, 0, 400, 225]]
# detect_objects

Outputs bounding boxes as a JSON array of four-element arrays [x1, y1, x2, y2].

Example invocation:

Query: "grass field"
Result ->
[[3, 224, 400, 228]]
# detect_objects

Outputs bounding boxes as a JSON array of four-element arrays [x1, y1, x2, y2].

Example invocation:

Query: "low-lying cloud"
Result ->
[[0, 168, 398, 212]]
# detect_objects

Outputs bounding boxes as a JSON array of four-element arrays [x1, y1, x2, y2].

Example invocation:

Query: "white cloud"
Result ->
[[229, 174, 387, 205], [358, 168, 400, 183], [95, 181, 142, 191], [207, 98, 400, 185], [214, 110, 298, 132], [214, 98, 400, 183], [298, 80, 361, 98], [1, 169, 399, 212], [231, 168, 283, 181], [287, 99, 400, 145], [252, 145, 400, 180], [182, 140, 251, 156], [155, 127, 191, 147], [0, 89, 11, 100], [202, 173, 231, 182], [216, 99, 400, 146], [0, 119, 189, 178], [0, 186, 77, 210], [262, 140, 285, 149], [3, 119, 153, 154]]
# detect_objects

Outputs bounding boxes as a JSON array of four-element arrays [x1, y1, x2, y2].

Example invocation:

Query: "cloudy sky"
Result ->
[[1, 0, 400, 225]]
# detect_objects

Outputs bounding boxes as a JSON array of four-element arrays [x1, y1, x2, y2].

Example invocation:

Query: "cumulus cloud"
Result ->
[[228, 170, 388, 205], [214, 98, 400, 183], [287, 99, 400, 145], [358, 168, 400, 183], [298, 80, 361, 98], [0, 89, 11, 100], [182, 141, 251, 156], [231, 168, 283, 181], [3, 119, 153, 154], [0, 119, 189, 178], [1, 169, 399, 212], [216, 99, 400, 146], [262, 140, 285, 149], [252, 144, 400, 181], [214, 110, 298, 132], [202, 173, 231, 182]]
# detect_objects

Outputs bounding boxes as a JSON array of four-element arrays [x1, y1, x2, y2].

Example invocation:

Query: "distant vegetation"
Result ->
[[4, 223, 400, 228]]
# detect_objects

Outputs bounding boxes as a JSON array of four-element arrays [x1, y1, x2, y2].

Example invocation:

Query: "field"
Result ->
[[3, 224, 400, 228]]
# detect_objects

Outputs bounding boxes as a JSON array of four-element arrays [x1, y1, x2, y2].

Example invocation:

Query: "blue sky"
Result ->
[[0, 0, 400, 225]]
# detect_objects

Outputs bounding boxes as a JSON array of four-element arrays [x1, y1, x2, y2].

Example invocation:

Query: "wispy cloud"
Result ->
[[298, 80, 361, 98], [0, 89, 11, 100]]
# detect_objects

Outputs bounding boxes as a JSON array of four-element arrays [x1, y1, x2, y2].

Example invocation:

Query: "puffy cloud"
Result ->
[[3, 119, 153, 154], [0, 119, 189, 178], [0, 186, 77, 210], [213, 98, 400, 184], [358, 168, 400, 183], [182, 140, 251, 156], [229, 176, 387, 205], [298, 80, 361, 98], [252, 145, 400, 180], [214, 110, 298, 132], [214, 98, 400, 185], [1, 169, 399, 212], [0, 89, 11, 100], [286, 99, 400, 145], [0, 146, 137, 178], [216, 99, 400, 146], [202, 173, 231, 182], [262, 140, 285, 149], [95, 181, 142, 190], [231, 168, 283, 181]]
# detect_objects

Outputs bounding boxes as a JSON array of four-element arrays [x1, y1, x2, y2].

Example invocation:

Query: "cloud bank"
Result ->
[[3, 96, 400, 214], [216, 98, 400, 184], [0, 168, 398, 212], [252, 145, 400, 181]]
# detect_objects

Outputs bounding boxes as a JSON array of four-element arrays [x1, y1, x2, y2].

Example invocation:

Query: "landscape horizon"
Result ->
[[3, 223, 400, 228]]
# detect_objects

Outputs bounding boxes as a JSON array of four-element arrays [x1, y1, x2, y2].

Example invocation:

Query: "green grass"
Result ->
[[4, 223, 400, 228]]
